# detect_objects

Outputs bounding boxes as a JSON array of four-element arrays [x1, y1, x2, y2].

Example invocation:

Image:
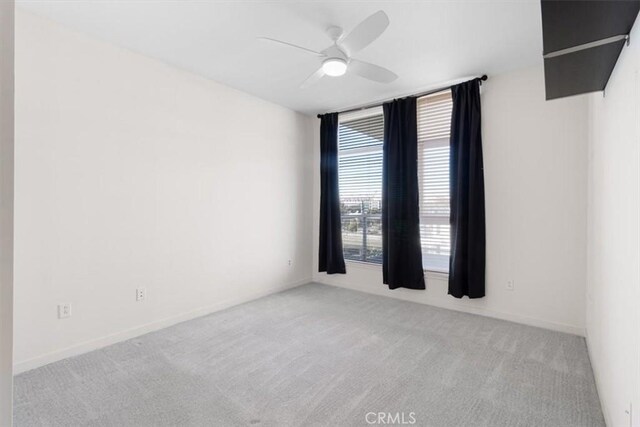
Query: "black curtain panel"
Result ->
[[448, 79, 486, 298], [318, 113, 346, 274], [382, 97, 425, 290]]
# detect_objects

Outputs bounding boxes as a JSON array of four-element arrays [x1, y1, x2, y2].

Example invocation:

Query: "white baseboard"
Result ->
[[14, 278, 311, 374], [584, 333, 610, 427], [317, 280, 586, 337]]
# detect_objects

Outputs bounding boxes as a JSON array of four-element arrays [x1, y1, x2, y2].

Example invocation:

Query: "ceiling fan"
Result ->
[[259, 10, 398, 88]]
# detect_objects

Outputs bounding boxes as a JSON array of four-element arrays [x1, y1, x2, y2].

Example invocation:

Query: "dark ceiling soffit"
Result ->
[[541, 0, 640, 100], [544, 39, 626, 100], [541, 0, 640, 54]]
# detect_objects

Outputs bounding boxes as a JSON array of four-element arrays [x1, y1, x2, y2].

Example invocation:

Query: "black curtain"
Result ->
[[448, 79, 486, 298], [318, 113, 346, 274], [382, 97, 425, 290]]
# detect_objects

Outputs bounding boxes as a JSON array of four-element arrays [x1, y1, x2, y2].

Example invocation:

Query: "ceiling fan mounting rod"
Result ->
[[326, 26, 343, 41]]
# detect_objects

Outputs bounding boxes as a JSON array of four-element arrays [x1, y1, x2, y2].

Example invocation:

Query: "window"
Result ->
[[337, 92, 452, 271], [338, 107, 383, 264], [417, 91, 453, 272]]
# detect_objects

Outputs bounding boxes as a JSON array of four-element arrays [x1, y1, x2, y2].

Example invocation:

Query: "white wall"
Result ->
[[586, 19, 640, 427], [14, 11, 314, 372], [0, 1, 14, 424], [313, 65, 589, 336]]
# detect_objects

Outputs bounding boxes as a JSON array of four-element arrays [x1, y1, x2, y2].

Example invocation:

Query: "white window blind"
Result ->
[[417, 91, 453, 272], [338, 107, 384, 264]]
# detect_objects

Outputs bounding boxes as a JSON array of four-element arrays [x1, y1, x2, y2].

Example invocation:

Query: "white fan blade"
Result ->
[[300, 67, 325, 88], [339, 11, 389, 56], [258, 37, 324, 56], [350, 59, 398, 83]]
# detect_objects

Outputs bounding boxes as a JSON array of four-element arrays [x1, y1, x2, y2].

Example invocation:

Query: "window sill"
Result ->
[[345, 259, 382, 270], [345, 260, 449, 279], [424, 270, 449, 281]]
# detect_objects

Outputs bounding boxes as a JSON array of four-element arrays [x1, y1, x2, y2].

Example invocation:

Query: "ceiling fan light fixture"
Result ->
[[322, 58, 347, 77]]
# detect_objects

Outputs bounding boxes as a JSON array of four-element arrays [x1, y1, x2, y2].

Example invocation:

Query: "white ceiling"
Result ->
[[17, 0, 544, 115]]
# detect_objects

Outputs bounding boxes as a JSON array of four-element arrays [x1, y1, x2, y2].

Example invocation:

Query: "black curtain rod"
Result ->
[[316, 74, 488, 118]]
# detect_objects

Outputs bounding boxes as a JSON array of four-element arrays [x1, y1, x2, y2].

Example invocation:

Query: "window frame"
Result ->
[[336, 94, 452, 275], [338, 106, 384, 265], [417, 90, 453, 274]]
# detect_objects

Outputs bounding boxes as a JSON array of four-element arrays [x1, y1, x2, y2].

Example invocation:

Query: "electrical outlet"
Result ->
[[57, 303, 71, 319], [288, 259, 292, 266], [506, 280, 515, 291], [136, 287, 146, 302]]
